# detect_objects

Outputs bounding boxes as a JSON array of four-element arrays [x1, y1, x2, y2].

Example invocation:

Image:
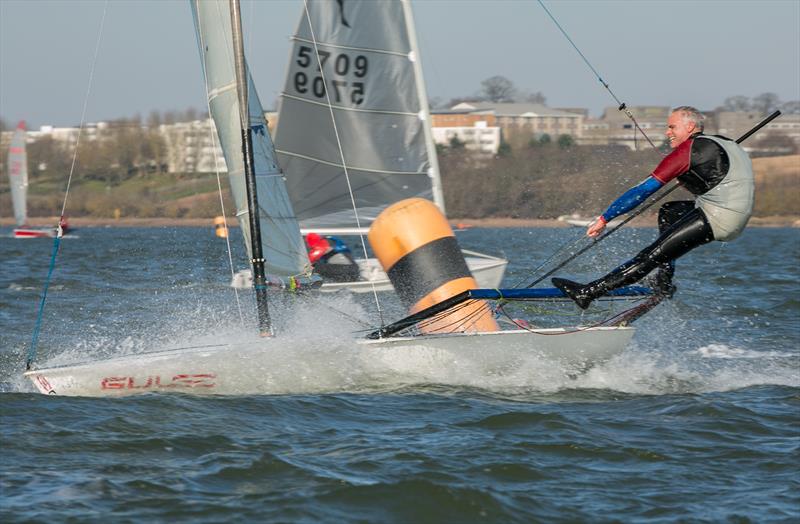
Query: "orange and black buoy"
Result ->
[[214, 216, 228, 238], [368, 198, 499, 334]]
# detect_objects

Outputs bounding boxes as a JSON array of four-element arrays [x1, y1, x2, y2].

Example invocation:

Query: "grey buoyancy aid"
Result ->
[[682, 135, 754, 241]]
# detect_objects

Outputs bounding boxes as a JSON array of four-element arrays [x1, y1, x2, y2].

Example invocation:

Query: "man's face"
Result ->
[[665, 112, 697, 149]]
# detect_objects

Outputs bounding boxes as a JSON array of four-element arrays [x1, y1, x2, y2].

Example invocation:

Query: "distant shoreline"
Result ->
[[2, 215, 798, 228]]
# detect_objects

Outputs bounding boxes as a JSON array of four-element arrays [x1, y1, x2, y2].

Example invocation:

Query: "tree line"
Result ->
[[1, 80, 797, 220], [432, 75, 800, 115]]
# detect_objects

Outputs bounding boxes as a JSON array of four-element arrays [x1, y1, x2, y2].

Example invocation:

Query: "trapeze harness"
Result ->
[[554, 133, 754, 309]]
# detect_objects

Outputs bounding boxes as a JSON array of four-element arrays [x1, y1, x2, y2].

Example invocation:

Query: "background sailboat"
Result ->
[[7, 121, 55, 239], [232, 0, 507, 293]]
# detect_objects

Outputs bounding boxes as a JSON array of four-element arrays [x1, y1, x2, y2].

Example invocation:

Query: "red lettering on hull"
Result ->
[[35, 375, 56, 394], [101, 373, 216, 390]]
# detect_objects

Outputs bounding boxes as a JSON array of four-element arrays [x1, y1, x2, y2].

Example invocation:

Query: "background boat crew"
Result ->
[[305, 232, 361, 282], [553, 106, 755, 310]]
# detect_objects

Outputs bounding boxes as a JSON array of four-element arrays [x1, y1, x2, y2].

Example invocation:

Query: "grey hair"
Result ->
[[672, 106, 705, 132]]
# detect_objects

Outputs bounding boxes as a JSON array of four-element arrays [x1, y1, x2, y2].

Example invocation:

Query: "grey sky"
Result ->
[[1, 0, 798, 129]]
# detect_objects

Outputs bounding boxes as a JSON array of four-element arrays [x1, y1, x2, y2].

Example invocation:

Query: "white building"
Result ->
[[159, 119, 226, 174], [431, 121, 501, 154]]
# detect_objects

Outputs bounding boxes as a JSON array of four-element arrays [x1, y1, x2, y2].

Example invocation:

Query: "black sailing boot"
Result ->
[[551, 277, 617, 310], [552, 256, 654, 310], [552, 278, 596, 310], [649, 263, 677, 299]]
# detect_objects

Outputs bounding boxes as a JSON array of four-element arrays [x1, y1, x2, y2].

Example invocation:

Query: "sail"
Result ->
[[191, 0, 311, 278], [275, 0, 443, 231], [8, 121, 28, 227]]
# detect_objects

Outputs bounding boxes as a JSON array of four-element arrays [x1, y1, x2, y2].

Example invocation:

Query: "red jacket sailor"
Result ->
[[553, 106, 755, 309], [305, 232, 361, 283]]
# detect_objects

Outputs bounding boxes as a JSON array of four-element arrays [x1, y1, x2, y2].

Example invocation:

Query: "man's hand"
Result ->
[[587, 216, 607, 238]]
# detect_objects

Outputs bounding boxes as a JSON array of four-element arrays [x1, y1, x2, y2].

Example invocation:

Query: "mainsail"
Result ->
[[8, 121, 28, 227], [191, 0, 311, 278], [275, 0, 444, 231]]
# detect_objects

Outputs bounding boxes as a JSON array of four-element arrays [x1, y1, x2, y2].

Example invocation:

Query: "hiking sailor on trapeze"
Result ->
[[553, 105, 755, 309]]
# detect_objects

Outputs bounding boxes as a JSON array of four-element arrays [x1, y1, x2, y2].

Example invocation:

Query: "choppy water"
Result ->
[[1, 226, 798, 522]]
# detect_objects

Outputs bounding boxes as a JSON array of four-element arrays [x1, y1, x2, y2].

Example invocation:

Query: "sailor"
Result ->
[[305, 232, 361, 282], [553, 106, 754, 309]]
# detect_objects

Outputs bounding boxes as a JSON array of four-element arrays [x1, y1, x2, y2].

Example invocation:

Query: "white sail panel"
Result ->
[[191, 0, 311, 278], [8, 121, 28, 227], [275, 0, 436, 229]]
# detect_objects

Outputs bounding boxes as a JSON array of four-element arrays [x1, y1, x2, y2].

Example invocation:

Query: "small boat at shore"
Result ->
[[7, 121, 70, 239]]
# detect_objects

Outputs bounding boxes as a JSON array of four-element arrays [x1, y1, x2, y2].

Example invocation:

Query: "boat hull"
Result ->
[[13, 228, 54, 239], [231, 252, 508, 293], [23, 326, 633, 397]]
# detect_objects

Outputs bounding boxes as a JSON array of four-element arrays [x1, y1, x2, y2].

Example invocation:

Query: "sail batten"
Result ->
[[280, 92, 420, 117], [276, 149, 429, 176], [290, 36, 411, 57]]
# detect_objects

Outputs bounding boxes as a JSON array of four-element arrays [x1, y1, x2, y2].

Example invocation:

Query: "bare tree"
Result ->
[[147, 110, 162, 129], [720, 95, 751, 112], [480, 75, 516, 103], [184, 107, 198, 122], [521, 90, 547, 105], [781, 100, 800, 114], [751, 92, 781, 115]]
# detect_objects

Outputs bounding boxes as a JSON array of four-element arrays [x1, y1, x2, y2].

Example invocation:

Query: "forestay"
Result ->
[[8, 122, 28, 227], [275, 0, 443, 231], [191, 0, 311, 278]]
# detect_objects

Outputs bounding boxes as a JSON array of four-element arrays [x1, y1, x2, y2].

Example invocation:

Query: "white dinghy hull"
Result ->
[[24, 326, 633, 397], [232, 251, 508, 293]]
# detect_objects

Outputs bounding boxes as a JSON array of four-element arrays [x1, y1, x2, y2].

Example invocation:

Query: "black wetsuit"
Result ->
[[553, 133, 754, 309]]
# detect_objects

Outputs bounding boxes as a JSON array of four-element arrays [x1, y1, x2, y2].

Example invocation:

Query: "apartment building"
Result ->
[[581, 106, 671, 150], [450, 102, 583, 141], [430, 108, 501, 154], [711, 111, 800, 152], [159, 119, 225, 174]]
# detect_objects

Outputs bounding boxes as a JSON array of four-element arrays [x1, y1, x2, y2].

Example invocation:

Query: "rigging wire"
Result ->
[[508, 229, 588, 290], [524, 183, 680, 289], [300, 0, 385, 326], [481, 0, 674, 293], [536, 0, 664, 156], [27, 0, 110, 370]]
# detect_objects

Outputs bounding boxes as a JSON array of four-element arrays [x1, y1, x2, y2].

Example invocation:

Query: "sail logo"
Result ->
[[101, 373, 217, 390], [336, 0, 350, 28]]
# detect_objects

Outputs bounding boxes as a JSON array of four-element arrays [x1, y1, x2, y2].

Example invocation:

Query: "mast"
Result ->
[[400, 0, 445, 215], [228, 0, 271, 335]]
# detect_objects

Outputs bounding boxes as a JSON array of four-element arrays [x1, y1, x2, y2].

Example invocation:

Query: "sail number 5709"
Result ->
[[293, 45, 368, 105]]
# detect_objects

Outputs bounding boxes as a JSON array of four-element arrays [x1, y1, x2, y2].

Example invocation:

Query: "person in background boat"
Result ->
[[553, 106, 754, 309], [305, 232, 361, 282]]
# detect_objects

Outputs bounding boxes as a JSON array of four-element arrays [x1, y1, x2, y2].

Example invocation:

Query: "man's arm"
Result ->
[[587, 177, 662, 237], [586, 140, 694, 237], [601, 176, 664, 223]]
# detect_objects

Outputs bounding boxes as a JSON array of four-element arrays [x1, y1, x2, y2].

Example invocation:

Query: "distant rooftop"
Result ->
[[450, 102, 581, 118]]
